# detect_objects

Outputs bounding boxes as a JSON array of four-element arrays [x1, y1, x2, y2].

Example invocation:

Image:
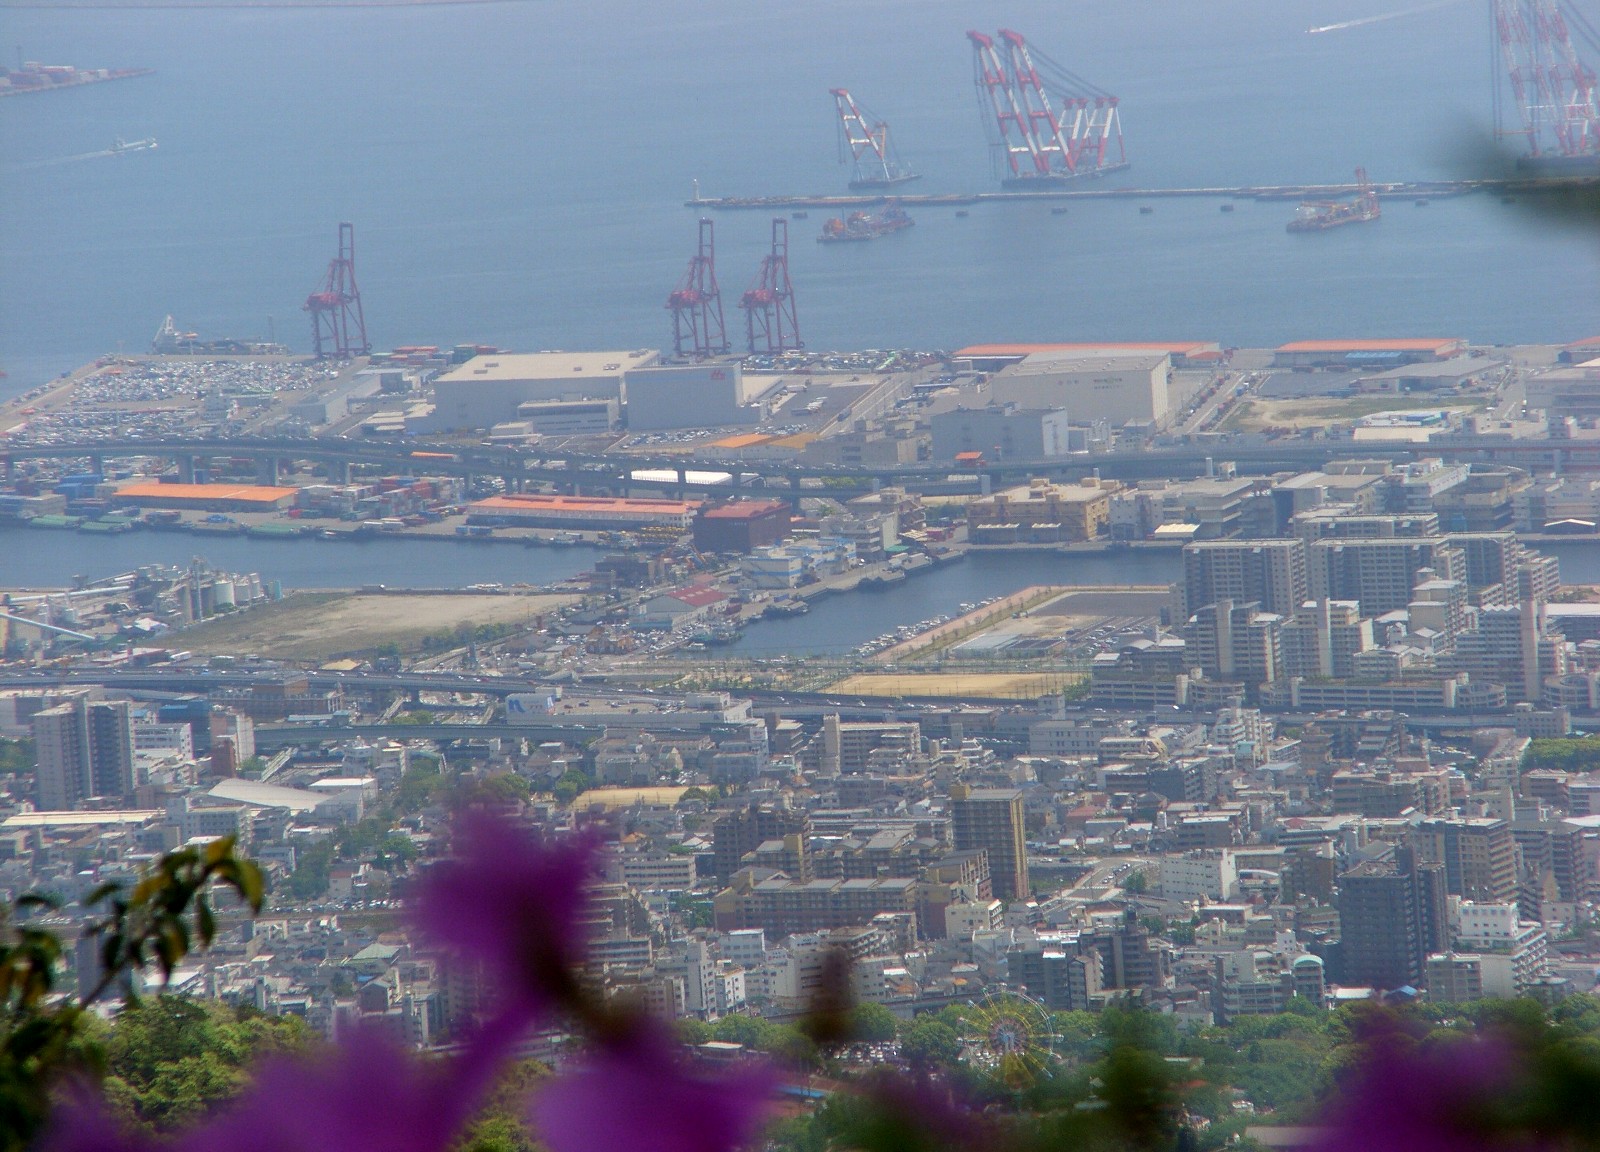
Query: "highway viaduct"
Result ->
[[0, 433, 1589, 503]]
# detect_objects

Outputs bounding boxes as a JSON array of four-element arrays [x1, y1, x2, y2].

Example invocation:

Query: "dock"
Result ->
[[686, 175, 1600, 211]]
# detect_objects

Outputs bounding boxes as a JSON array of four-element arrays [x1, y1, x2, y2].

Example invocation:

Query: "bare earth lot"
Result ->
[[176, 591, 576, 661], [829, 671, 1085, 700]]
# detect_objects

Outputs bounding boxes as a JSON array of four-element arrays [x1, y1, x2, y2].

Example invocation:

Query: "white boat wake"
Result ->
[[1307, 0, 1462, 34]]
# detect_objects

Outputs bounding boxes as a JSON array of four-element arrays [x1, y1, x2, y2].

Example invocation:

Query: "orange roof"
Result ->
[[1275, 339, 1461, 352], [954, 341, 1218, 357], [472, 494, 700, 515], [116, 482, 298, 504], [706, 433, 772, 449]]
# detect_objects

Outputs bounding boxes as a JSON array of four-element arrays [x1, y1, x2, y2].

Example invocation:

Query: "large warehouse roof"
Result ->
[[435, 350, 658, 384], [955, 342, 1218, 357], [115, 482, 299, 506], [1275, 339, 1463, 354]]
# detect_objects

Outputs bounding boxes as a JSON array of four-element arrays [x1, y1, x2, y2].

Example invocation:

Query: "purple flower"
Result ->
[[1313, 1034, 1517, 1152], [40, 1085, 156, 1152], [411, 812, 599, 1021], [43, 1029, 495, 1152], [529, 1025, 778, 1152], [185, 1028, 483, 1152]]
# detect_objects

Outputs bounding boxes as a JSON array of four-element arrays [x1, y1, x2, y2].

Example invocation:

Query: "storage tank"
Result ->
[[212, 580, 236, 609]]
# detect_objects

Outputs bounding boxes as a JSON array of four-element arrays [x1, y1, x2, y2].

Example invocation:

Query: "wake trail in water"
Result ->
[[1306, 0, 1463, 35]]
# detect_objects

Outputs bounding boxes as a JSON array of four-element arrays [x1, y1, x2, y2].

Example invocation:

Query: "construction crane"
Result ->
[[739, 219, 801, 355], [830, 88, 919, 189], [665, 218, 728, 359], [1493, 0, 1600, 171], [967, 28, 1127, 186], [303, 222, 369, 360]]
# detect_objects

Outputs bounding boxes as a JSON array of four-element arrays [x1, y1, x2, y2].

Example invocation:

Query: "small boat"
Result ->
[[1050, 206, 1068, 216], [1139, 206, 1154, 215], [954, 210, 969, 217], [791, 211, 808, 219], [1414, 198, 1430, 206], [1220, 203, 1235, 212]]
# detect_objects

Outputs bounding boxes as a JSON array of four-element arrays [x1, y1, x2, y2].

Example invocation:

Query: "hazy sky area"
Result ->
[[1, 0, 1595, 389]]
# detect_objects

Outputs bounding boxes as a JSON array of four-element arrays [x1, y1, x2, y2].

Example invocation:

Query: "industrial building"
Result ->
[[420, 350, 659, 432], [967, 478, 1112, 545], [692, 500, 793, 554], [1271, 339, 1466, 370], [929, 405, 1075, 461], [626, 360, 763, 431], [113, 482, 299, 513], [467, 493, 700, 531], [952, 342, 1221, 371], [987, 352, 1172, 427]]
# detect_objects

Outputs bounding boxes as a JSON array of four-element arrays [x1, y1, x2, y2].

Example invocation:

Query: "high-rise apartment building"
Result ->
[[86, 700, 135, 799], [1413, 817, 1518, 903], [1182, 540, 1307, 618], [33, 702, 89, 811], [1307, 537, 1464, 615], [950, 785, 1028, 902], [1338, 845, 1448, 989]]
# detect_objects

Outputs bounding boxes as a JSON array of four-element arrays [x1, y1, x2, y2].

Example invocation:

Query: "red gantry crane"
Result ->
[[967, 28, 1127, 187], [740, 219, 801, 355], [1493, 0, 1600, 171], [830, 88, 919, 189], [303, 222, 369, 360], [666, 218, 728, 359]]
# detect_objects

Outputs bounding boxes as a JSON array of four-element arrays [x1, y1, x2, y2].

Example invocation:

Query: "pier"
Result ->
[[685, 175, 1600, 211]]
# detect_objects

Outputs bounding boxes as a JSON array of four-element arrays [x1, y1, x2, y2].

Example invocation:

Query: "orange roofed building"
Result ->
[[113, 482, 299, 512], [467, 493, 700, 531]]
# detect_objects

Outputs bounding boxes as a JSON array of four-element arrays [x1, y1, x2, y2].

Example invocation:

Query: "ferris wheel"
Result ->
[[962, 992, 1057, 1088]]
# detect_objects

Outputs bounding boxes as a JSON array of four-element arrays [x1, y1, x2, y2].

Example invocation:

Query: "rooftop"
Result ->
[[435, 350, 658, 384], [115, 482, 300, 504], [472, 494, 700, 515], [1276, 338, 1463, 353]]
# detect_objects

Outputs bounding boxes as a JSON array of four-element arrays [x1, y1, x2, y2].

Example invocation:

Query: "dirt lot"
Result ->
[[175, 591, 576, 661], [1218, 395, 1486, 433], [829, 671, 1085, 700]]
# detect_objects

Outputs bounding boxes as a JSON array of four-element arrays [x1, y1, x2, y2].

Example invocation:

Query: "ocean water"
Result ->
[[2, 0, 1597, 393]]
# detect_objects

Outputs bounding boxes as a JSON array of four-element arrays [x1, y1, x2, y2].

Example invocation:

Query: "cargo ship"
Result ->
[[818, 204, 914, 243], [0, 61, 154, 98], [1286, 167, 1381, 233]]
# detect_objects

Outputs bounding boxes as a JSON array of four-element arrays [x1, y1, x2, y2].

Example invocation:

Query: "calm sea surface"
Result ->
[[3, 0, 1598, 392]]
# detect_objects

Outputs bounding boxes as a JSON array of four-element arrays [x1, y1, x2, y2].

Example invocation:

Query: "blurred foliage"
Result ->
[[100, 999, 308, 1132], [0, 838, 262, 1151]]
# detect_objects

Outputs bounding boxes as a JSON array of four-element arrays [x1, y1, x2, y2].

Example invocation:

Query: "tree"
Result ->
[[900, 1016, 962, 1070], [101, 999, 308, 1131], [850, 1002, 899, 1044]]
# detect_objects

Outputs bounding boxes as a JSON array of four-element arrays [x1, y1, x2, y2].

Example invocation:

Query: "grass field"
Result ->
[[175, 591, 576, 661], [829, 671, 1085, 699]]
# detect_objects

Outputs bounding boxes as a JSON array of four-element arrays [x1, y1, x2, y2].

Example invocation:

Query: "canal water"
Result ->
[[4, 530, 1599, 658]]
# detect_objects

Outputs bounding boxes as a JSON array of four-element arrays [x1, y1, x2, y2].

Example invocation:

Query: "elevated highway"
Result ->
[[1, 432, 1587, 504]]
